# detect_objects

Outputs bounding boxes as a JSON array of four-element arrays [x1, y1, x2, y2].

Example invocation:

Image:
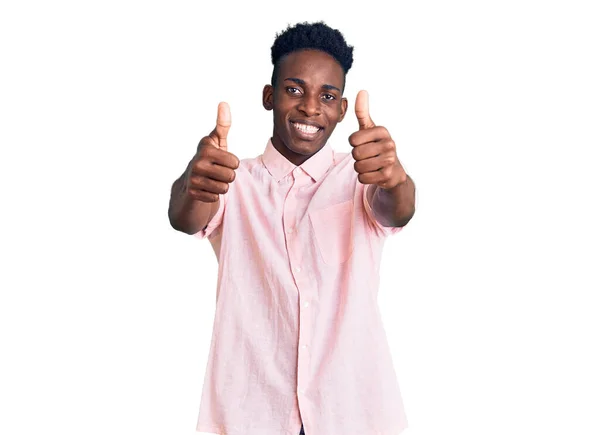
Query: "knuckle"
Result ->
[[197, 137, 210, 151], [190, 176, 206, 190], [190, 160, 205, 174], [377, 126, 390, 137], [198, 145, 212, 159], [186, 174, 198, 186], [200, 193, 217, 203], [187, 189, 202, 200]]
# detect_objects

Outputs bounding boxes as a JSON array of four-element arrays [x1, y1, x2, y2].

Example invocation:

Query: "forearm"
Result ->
[[168, 171, 218, 235], [369, 174, 416, 227]]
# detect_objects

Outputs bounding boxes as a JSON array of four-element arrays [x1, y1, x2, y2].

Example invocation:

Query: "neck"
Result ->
[[271, 135, 314, 166]]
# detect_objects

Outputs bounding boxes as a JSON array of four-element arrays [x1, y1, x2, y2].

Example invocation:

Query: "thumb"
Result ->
[[355, 90, 375, 130], [215, 102, 231, 151]]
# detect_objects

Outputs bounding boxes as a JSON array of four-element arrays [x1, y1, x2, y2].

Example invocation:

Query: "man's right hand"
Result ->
[[184, 102, 240, 203]]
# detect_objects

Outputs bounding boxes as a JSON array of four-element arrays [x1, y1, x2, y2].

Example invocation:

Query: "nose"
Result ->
[[298, 94, 321, 117]]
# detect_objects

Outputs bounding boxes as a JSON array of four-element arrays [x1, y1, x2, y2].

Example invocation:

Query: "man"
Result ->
[[169, 21, 415, 435]]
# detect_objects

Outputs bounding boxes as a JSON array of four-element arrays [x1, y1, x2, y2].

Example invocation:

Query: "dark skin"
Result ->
[[262, 49, 348, 166], [168, 102, 238, 234], [263, 49, 415, 227], [350, 90, 416, 227], [168, 49, 415, 234]]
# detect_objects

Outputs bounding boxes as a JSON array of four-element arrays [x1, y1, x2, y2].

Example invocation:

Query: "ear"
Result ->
[[338, 97, 348, 122], [263, 84, 274, 111]]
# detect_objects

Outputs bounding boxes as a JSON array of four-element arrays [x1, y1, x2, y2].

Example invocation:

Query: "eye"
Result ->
[[322, 93, 336, 101], [286, 87, 302, 95]]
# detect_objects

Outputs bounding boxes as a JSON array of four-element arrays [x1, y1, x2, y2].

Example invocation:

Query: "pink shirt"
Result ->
[[194, 139, 408, 435]]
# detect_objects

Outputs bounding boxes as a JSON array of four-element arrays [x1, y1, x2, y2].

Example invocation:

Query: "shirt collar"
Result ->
[[261, 138, 334, 183]]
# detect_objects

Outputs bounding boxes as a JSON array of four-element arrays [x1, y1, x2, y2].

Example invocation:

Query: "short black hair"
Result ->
[[270, 21, 354, 88]]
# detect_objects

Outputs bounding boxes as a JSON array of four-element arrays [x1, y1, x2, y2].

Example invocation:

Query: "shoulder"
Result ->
[[235, 154, 264, 174], [333, 149, 353, 167], [328, 147, 356, 178]]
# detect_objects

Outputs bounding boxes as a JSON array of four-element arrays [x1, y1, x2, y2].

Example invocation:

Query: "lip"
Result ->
[[289, 119, 323, 129], [289, 120, 323, 141]]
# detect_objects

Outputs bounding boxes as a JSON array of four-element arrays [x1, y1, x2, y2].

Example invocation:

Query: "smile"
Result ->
[[291, 121, 322, 135]]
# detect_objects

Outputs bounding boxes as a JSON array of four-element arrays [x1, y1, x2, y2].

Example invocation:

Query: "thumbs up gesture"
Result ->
[[184, 102, 240, 203], [349, 90, 407, 190]]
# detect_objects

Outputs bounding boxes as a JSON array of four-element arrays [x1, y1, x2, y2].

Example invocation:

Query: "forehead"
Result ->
[[276, 49, 344, 87]]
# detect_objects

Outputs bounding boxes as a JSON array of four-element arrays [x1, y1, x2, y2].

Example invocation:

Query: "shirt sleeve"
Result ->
[[193, 193, 227, 240], [361, 183, 403, 238]]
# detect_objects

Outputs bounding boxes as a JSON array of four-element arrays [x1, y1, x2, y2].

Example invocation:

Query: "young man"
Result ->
[[169, 22, 416, 435]]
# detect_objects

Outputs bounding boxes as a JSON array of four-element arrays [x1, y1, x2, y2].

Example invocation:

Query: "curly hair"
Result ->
[[270, 21, 354, 88]]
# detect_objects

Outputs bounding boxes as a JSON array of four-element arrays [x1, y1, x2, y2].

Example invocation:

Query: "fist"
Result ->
[[349, 90, 407, 190], [184, 102, 240, 203]]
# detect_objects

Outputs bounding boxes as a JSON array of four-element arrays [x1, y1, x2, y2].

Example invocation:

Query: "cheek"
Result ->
[[277, 113, 288, 126], [326, 108, 342, 125], [273, 108, 286, 122]]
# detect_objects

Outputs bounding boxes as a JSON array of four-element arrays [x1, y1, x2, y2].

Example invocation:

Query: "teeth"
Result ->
[[293, 122, 319, 134]]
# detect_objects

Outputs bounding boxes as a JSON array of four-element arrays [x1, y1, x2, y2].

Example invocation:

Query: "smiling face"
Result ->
[[263, 49, 348, 166]]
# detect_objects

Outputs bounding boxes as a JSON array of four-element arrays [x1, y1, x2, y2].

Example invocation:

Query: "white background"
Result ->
[[1, 1, 599, 434]]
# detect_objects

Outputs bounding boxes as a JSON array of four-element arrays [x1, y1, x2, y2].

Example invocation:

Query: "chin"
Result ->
[[287, 139, 324, 156]]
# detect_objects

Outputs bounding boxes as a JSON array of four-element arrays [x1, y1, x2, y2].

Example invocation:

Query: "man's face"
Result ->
[[263, 49, 348, 165]]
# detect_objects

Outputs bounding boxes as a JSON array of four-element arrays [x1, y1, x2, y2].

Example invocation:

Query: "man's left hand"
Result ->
[[349, 90, 407, 190]]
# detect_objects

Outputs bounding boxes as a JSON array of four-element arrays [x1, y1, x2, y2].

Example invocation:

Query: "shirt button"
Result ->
[[303, 301, 309, 308], [295, 267, 302, 272], [301, 344, 308, 350], [287, 227, 294, 234], [299, 388, 305, 394]]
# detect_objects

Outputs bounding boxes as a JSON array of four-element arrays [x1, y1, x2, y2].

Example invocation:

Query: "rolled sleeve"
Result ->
[[362, 183, 403, 237], [193, 193, 227, 240]]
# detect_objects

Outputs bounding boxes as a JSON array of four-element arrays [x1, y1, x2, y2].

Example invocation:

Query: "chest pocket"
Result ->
[[309, 199, 354, 265]]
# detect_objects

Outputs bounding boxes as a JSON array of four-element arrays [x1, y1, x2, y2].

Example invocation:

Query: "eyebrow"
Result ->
[[284, 77, 341, 93]]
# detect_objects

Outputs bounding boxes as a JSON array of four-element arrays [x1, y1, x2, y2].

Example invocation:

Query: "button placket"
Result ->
[[283, 178, 297, 252], [285, 173, 304, 283], [286, 167, 312, 400], [297, 293, 312, 398]]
